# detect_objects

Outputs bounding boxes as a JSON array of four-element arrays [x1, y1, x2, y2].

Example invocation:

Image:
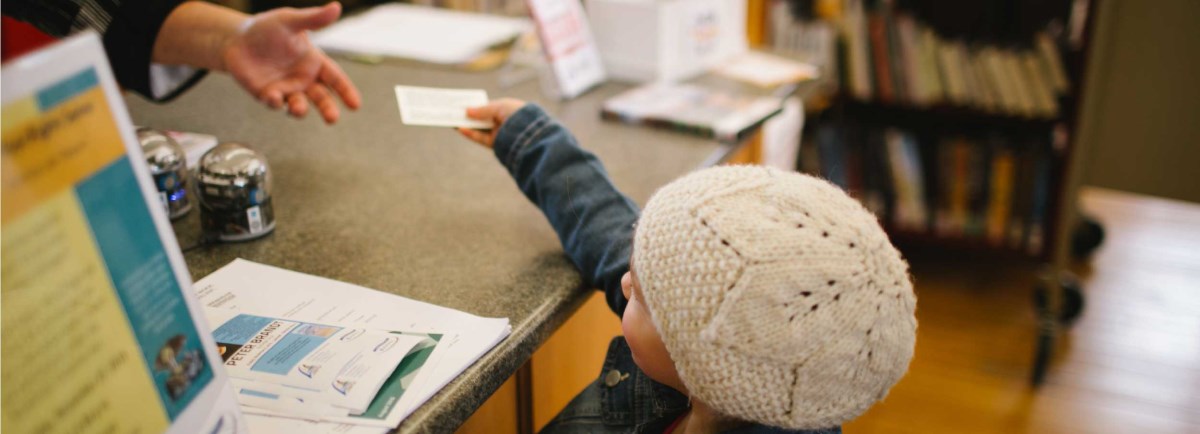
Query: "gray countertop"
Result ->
[[125, 61, 734, 433]]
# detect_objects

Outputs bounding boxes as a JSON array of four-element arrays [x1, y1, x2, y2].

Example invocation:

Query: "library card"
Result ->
[[395, 85, 491, 129]]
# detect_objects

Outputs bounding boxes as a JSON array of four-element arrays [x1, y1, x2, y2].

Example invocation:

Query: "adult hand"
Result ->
[[222, 3, 361, 124], [457, 98, 528, 148]]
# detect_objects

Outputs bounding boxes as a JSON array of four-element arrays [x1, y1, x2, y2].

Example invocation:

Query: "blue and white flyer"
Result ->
[[209, 312, 424, 415]]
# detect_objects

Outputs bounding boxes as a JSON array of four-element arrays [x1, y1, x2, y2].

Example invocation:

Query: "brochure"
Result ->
[[1, 32, 244, 434], [209, 312, 424, 415]]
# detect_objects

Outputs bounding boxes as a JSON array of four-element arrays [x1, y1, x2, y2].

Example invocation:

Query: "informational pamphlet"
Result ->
[[232, 330, 449, 428], [208, 311, 425, 415], [1, 32, 244, 434]]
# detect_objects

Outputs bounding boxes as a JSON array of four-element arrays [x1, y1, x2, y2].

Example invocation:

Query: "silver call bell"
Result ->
[[137, 128, 192, 220], [197, 142, 276, 242]]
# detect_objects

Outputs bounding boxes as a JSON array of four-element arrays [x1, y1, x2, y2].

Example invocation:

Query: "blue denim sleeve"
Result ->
[[492, 104, 637, 316]]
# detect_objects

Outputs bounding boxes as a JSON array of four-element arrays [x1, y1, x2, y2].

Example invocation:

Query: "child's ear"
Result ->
[[620, 272, 633, 300]]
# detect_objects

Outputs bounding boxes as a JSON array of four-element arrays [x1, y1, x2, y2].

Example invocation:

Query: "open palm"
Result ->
[[222, 3, 361, 124]]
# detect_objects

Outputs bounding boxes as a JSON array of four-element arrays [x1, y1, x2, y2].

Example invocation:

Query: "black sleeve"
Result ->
[[3, 0, 204, 101]]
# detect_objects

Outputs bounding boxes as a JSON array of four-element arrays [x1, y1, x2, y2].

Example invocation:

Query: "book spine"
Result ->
[[1027, 143, 1051, 256], [895, 15, 925, 106], [986, 142, 1015, 245], [965, 137, 990, 238], [883, 129, 910, 229], [868, 12, 894, 102], [1036, 32, 1070, 94], [842, 0, 874, 100], [817, 124, 849, 190], [884, 10, 908, 104], [934, 138, 954, 236], [919, 28, 945, 105], [949, 138, 971, 236], [862, 129, 890, 217], [1007, 142, 1034, 250]]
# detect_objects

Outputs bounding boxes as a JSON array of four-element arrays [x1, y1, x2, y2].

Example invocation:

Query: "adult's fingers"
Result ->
[[260, 76, 313, 115], [318, 57, 361, 110], [281, 2, 341, 32], [286, 92, 309, 118], [261, 75, 312, 101], [261, 87, 285, 109], [305, 85, 340, 124]]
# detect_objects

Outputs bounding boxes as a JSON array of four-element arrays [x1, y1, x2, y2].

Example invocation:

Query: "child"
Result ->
[[458, 100, 917, 434]]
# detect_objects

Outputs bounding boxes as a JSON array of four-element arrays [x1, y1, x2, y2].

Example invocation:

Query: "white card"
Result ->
[[394, 85, 490, 128]]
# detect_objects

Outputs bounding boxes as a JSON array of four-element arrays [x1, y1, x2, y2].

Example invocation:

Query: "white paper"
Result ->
[[164, 130, 218, 169], [314, 4, 530, 64], [714, 52, 820, 87], [395, 85, 490, 128], [234, 385, 348, 420], [193, 259, 512, 432]]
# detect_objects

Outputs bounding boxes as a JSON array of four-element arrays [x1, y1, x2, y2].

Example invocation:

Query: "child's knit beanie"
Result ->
[[632, 165, 917, 430]]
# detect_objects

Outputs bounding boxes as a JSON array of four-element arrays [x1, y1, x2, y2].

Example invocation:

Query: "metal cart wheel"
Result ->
[[1035, 273, 1086, 324], [1031, 272, 1086, 386]]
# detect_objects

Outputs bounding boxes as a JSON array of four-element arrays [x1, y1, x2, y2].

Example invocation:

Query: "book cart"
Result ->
[[753, 0, 1098, 385]]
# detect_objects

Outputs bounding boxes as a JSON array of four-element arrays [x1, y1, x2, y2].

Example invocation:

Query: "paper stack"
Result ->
[[313, 4, 530, 65], [195, 259, 512, 434], [601, 84, 785, 144]]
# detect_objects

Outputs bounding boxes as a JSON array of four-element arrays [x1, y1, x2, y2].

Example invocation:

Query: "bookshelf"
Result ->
[[757, 0, 1096, 385]]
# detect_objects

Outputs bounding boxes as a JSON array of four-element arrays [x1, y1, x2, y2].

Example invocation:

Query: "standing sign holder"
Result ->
[[526, 0, 607, 99], [1, 32, 245, 434]]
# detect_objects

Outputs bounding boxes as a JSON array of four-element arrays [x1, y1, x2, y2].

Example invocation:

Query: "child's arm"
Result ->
[[458, 100, 636, 316]]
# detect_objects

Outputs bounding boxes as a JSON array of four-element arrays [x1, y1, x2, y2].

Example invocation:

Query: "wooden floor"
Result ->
[[847, 187, 1200, 434]]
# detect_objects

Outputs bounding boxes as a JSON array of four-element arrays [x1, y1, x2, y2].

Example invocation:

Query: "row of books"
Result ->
[[771, 0, 1072, 118], [799, 122, 1055, 256]]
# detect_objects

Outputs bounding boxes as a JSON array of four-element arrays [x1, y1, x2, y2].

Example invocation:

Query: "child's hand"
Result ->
[[457, 98, 528, 148]]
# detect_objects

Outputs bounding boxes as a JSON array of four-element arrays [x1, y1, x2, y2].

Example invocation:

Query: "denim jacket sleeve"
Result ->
[[492, 104, 638, 316]]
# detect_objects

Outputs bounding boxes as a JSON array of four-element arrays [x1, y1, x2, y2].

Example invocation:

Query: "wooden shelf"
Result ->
[[885, 228, 1046, 262], [821, 96, 1063, 133]]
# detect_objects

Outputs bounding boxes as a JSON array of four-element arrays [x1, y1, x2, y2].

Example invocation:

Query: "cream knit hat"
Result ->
[[632, 165, 916, 430]]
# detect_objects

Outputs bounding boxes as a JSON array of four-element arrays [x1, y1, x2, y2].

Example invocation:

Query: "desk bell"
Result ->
[[137, 128, 191, 220], [197, 142, 275, 241]]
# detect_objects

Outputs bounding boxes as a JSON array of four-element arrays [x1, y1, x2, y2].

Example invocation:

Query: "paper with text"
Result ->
[[208, 311, 422, 415], [395, 85, 490, 128], [1, 32, 245, 434]]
